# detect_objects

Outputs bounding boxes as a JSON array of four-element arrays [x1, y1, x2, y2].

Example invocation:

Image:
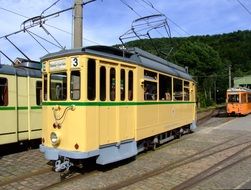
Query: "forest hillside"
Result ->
[[125, 30, 251, 107]]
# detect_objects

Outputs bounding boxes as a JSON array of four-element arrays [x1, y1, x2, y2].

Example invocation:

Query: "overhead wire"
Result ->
[[139, 0, 190, 36], [0, 6, 100, 45], [26, 30, 50, 53], [41, 0, 61, 16], [236, 0, 251, 16], [119, 0, 142, 17]]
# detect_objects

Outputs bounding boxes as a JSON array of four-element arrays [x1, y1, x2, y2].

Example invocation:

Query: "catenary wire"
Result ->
[[0, 6, 100, 45], [140, 0, 190, 36], [41, 0, 61, 16], [236, 0, 251, 16]]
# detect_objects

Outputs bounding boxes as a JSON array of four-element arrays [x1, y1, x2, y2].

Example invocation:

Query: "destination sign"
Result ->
[[49, 59, 66, 71]]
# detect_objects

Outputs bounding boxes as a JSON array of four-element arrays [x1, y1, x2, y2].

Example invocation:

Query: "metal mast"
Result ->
[[72, 0, 83, 48]]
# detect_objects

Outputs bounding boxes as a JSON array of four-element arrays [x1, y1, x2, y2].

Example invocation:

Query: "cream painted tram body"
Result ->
[[0, 59, 42, 152], [40, 46, 196, 171]]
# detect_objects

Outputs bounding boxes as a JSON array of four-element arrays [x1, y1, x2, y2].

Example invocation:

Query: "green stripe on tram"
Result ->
[[0, 106, 15, 110], [0, 106, 42, 110], [17, 106, 28, 110], [31, 106, 42, 110], [42, 101, 195, 107]]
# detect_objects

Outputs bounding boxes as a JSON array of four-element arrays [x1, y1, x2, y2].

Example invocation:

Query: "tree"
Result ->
[[174, 41, 223, 107]]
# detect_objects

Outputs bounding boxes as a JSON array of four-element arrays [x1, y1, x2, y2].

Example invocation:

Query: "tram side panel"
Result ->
[[0, 74, 18, 145], [241, 92, 251, 115], [29, 78, 42, 140], [16, 77, 29, 141], [136, 67, 196, 141], [227, 91, 251, 115]]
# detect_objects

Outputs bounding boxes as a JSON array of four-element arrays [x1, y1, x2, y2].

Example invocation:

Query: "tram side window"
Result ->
[[36, 81, 42, 105], [248, 94, 251, 103], [173, 79, 183, 101], [110, 68, 116, 101], [43, 74, 48, 101], [144, 81, 157, 100], [228, 94, 239, 103], [159, 74, 172, 101], [71, 71, 80, 100], [50, 72, 67, 100], [184, 81, 190, 101], [88, 59, 96, 101], [128, 70, 133, 101], [241, 94, 247, 103], [120, 69, 125, 101], [100, 66, 106, 101], [144, 70, 157, 80], [0, 77, 8, 106]]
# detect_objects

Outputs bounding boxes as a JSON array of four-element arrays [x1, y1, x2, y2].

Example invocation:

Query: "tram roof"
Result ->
[[0, 64, 41, 78], [227, 87, 251, 93], [41, 45, 193, 81]]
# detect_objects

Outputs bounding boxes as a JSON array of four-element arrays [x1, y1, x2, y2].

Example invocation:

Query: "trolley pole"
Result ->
[[229, 65, 232, 88], [72, 0, 83, 48]]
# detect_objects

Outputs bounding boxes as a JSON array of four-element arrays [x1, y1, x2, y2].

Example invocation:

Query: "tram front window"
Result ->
[[50, 72, 67, 100], [228, 94, 239, 103]]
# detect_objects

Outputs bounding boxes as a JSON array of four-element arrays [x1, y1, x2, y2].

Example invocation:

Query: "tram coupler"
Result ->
[[54, 157, 73, 172]]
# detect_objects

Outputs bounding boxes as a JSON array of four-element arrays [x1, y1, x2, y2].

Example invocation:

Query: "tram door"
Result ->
[[99, 65, 135, 145], [118, 68, 135, 141], [99, 65, 118, 145]]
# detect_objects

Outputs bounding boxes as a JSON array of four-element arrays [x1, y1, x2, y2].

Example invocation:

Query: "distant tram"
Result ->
[[39, 46, 196, 172], [226, 87, 251, 116], [0, 59, 42, 151]]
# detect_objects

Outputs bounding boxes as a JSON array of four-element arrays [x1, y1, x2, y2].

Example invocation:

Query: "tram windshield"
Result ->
[[228, 94, 239, 103], [50, 72, 67, 100]]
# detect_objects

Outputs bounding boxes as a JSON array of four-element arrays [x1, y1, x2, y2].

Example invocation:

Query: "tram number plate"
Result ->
[[71, 57, 80, 68]]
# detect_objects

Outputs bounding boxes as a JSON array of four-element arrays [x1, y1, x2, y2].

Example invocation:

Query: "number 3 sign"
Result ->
[[71, 57, 79, 68]]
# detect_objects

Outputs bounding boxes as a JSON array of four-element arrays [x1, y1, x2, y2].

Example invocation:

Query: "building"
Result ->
[[234, 75, 251, 89]]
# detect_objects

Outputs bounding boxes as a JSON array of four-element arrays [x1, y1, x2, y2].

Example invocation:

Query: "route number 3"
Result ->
[[71, 57, 79, 68]]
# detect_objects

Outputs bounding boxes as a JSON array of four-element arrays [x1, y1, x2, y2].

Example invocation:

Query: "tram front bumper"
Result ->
[[39, 144, 59, 160], [39, 144, 100, 161]]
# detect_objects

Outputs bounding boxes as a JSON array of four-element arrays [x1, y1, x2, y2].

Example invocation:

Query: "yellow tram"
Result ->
[[40, 46, 196, 171], [0, 58, 42, 150]]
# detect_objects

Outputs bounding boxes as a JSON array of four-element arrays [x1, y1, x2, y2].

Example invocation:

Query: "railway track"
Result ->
[[0, 160, 101, 190], [171, 143, 251, 190], [1, 106, 236, 189], [97, 136, 251, 190], [0, 167, 51, 187], [24, 131, 248, 190]]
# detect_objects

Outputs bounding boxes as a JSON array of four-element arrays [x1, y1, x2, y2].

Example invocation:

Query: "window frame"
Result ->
[[49, 72, 68, 101], [110, 67, 116, 101], [87, 59, 96, 101], [0, 77, 8, 106], [36, 81, 42, 105], [70, 70, 81, 100]]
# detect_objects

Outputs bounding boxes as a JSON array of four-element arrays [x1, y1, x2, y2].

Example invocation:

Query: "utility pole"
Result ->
[[229, 65, 232, 88], [72, 0, 83, 48]]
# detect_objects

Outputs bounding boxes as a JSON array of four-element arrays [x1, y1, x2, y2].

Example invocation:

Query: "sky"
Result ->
[[0, 0, 250, 64]]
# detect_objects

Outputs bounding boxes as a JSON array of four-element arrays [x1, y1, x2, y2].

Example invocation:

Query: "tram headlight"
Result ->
[[50, 132, 60, 146]]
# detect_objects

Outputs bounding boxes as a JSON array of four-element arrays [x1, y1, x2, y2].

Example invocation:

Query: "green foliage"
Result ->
[[125, 30, 251, 107]]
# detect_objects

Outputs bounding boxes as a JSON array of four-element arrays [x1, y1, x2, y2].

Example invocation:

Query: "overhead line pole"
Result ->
[[73, 0, 83, 48], [229, 65, 232, 88]]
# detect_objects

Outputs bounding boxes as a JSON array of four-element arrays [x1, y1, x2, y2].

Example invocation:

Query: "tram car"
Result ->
[[0, 58, 42, 153], [39, 46, 196, 172], [226, 87, 251, 116]]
